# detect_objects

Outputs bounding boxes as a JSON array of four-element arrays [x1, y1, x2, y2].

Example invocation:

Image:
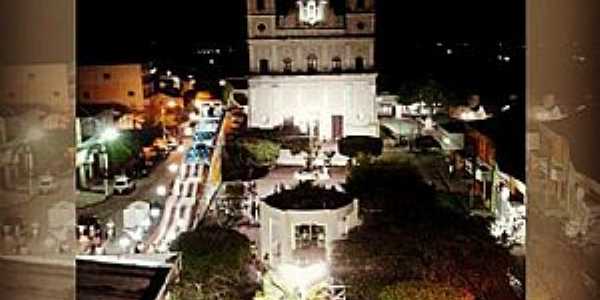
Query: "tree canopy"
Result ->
[[338, 136, 383, 158], [169, 226, 256, 300], [334, 158, 519, 300]]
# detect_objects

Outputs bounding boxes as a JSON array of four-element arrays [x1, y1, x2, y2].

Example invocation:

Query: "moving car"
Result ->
[[193, 131, 215, 145], [113, 175, 136, 195]]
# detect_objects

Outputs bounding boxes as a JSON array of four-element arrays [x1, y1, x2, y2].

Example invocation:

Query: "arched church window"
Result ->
[[355, 56, 365, 71], [356, 0, 365, 10], [307, 54, 318, 73], [257, 0, 265, 11], [332, 57, 342, 72], [283, 58, 293, 73], [259, 59, 270, 74]]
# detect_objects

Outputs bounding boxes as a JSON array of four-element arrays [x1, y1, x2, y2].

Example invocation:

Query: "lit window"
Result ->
[[294, 224, 325, 250], [356, 0, 365, 9]]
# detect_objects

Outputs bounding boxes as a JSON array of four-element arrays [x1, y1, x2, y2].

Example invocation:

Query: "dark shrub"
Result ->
[[338, 136, 383, 157]]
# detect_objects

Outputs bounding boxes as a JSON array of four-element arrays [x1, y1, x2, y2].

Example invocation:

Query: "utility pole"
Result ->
[[26, 145, 33, 195], [102, 145, 110, 198]]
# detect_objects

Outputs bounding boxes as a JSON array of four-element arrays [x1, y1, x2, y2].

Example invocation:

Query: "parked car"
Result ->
[[193, 131, 215, 145], [38, 175, 56, 194], [192, 143, 212, 158], [166, 136, 179, 150], [113, 175, 136, 195], [414, 135, 442, 152]]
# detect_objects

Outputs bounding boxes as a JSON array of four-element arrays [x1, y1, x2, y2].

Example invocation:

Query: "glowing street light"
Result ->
[[275, 262, 330, 299], [97, 127, 120, 197], [100, 127, 119, 142], [219, 79, 227, 87], [156, 185, 167, 197], [168, 163, 179, 173], [166, 99, 177, 108]]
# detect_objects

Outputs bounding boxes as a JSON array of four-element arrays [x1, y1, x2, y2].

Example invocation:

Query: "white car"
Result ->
[[113, 175, 136, 195], [166, 137, 179, 150], [38, 175, 56, 194]]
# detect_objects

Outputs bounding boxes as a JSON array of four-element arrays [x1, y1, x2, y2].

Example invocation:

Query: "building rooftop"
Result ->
[[264, 182, 353, 210], [76, 103, 132, 117], [276, 0, 347, 16], [468, 103, 526, 181], [76, 259, 171, 300]]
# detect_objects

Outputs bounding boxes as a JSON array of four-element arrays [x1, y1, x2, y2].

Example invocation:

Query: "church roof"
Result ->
[[276, 0, 346, 16]]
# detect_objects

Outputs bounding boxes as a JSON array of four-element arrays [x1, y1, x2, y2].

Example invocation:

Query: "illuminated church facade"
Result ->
[[246, 0, 379, 140]]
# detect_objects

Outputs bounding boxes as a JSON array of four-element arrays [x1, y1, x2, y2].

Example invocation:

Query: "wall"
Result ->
[[78, 64, 147, 111], [248, 38, 375, 74], [248, 74, 378, 139], [0, 63, 74, 111], [259, 199, 360, 267]]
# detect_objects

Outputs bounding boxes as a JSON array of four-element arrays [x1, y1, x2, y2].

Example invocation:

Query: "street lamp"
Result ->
[[161, 99, 178, 140], [275, 262, 330, 300], [156, 185, 167, 197], [168, 163, 179, 173], [25, 128, 44, 195], [99, 127, 119, 197], [100, 127, 119, 142]]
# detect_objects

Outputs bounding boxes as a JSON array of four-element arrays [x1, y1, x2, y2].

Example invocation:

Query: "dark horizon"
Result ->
[[77, 0, 525, 97]]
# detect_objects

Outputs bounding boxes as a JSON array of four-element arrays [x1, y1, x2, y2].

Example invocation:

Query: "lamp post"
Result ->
[[99, 128, 119, 197], [161, 99, 178, 140], [100, 145, 110, 197], [25, 145, 33, 195]]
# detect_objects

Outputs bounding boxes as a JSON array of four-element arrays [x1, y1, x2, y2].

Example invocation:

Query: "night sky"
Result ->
[[78, 1, 525, 98]]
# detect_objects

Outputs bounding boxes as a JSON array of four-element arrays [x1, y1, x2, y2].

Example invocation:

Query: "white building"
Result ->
[[259, 186, 361, 267], [246, 0, 379, 140]]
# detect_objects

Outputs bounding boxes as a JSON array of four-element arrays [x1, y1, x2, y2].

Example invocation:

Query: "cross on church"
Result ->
[[297, 0, 328, 25]]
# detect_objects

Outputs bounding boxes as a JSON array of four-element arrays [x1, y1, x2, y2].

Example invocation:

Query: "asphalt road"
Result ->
[[77, 148, 185, 231]]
